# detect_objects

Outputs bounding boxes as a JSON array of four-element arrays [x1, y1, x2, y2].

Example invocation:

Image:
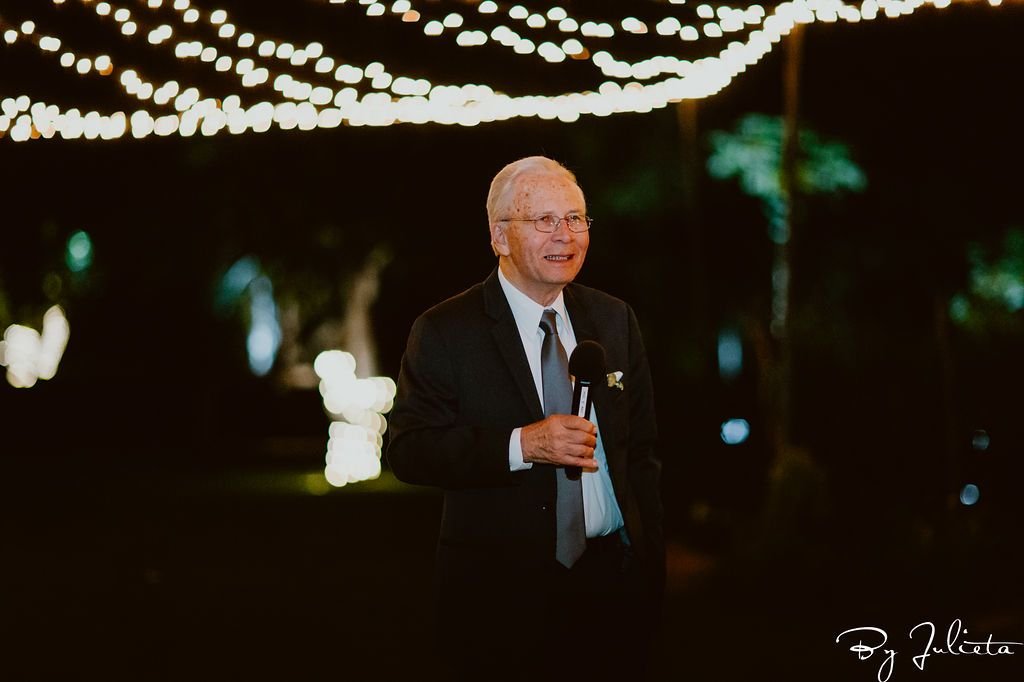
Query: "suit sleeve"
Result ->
[[386, 313, 520, 489], [626, 304, 664, 563]]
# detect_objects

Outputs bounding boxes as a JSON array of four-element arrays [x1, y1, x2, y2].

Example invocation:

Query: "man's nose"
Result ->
[[550, 218, 574, 240]]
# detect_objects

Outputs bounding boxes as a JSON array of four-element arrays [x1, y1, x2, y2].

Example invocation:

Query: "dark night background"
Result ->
[[1, 1, 1022, 680]]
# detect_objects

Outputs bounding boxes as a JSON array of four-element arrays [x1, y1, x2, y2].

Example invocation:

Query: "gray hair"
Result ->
[[486, 156, 581, 226]]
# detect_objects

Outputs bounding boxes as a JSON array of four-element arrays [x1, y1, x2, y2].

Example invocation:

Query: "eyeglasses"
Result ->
[[501, 214, 593, 233]]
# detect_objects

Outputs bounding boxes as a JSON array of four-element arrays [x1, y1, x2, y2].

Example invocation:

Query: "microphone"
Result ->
[[567, 340, 606, 481]]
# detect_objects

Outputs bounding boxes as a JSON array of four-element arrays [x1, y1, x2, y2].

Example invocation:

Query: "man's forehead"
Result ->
[[511, 173, 585, 203]]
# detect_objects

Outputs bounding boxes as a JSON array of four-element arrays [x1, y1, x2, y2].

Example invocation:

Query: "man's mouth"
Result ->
[[544, 255, 573, 262]]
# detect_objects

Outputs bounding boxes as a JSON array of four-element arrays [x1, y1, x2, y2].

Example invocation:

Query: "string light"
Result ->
[[319, 0, 762, 71], [126, 0, 757, 97], [0, 0, 1001, 142]]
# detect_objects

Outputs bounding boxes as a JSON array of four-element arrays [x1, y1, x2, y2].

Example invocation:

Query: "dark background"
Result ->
[[1, 2, 1022, 680]]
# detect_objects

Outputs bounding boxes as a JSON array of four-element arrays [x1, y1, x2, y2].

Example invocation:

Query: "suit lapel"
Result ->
[[564, 286, 609, 421], [563, 284, 599, 351], [564, 285, 627, 486], [483, 270, 545, 422]]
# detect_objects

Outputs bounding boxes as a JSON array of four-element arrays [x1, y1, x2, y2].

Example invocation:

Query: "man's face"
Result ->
[[491, 173, 589, 306]]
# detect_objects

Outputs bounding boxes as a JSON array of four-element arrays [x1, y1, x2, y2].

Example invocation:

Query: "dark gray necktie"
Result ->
[[539, 308, 586, 568]]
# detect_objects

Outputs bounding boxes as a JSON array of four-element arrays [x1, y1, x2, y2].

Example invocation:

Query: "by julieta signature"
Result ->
[[835, 619, 1022, 681]]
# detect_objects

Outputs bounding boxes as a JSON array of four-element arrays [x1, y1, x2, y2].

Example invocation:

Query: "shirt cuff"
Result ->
[[508, 427, 533, 471]]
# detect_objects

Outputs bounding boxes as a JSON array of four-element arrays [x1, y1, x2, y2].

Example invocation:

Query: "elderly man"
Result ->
[[387, 156, 662, 681]]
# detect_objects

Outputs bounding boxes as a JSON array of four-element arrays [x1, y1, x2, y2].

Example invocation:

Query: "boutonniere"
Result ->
[[606, 371, 624, 391]]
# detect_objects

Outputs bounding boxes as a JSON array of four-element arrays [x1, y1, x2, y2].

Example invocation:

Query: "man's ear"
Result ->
[[490, 222, 511, 257]]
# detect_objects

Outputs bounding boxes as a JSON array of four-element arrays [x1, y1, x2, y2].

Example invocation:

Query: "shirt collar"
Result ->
[[497, 266, 568, 340]]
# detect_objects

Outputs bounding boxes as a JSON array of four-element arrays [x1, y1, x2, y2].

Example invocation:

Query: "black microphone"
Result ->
[[567, 340, 606, 481]]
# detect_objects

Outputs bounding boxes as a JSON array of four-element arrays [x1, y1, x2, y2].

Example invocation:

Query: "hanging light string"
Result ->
[[0, 0, 992, 141], [319, 0, 770, 68]]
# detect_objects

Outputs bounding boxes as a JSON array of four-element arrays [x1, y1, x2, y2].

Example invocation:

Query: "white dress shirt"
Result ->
[[497, 267, 625, 538]]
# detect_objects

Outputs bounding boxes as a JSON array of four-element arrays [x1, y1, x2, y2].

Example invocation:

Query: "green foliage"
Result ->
[[950, 228, 1024, 332], [970, 229, 1024, 312], [707, 113, 867, 212], [708, 115, 787, 205]]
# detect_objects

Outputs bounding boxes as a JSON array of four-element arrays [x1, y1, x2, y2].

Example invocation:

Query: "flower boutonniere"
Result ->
[[606, 371, 624, 391]]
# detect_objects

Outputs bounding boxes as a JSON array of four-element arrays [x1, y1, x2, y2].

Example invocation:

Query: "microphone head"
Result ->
[[569, 340, 606, 383]]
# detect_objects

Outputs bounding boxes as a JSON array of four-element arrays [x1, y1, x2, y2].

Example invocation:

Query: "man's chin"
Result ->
[[540, 260, 584, 280]]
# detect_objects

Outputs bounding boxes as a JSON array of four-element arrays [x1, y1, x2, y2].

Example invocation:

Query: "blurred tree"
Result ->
[[949, 227, 1024, 334], [708, 112, 866, 461], [709, 115, 867, 244], [213, 223, 393, 386]]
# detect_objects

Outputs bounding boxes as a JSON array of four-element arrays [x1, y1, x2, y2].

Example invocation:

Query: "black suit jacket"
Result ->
[[387, 269, 662, 574]]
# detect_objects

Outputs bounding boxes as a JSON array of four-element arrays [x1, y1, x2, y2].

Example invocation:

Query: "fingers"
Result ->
[[561, 450, 598, 474], [520, 415, 600, 467], [561, 442, 596, 460], [560, 431, 597, 450], [554, 414, 597, 435], [550, 451, 597, 469]]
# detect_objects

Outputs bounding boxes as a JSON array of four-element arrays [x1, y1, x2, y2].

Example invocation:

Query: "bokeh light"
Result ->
[[959, 484, 980, 506], [0, 0, 990, 142], [0, 306, 71, 388], [65, 230, 94, 272], [314, 350, 397, 487], [720, 418, 750, 445]]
